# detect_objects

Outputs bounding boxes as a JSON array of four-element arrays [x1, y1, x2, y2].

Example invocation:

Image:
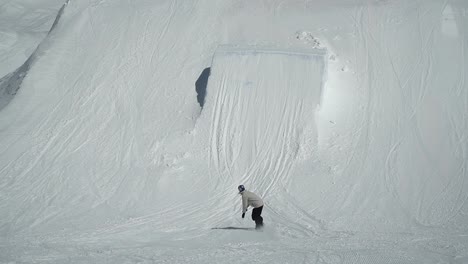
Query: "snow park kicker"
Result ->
[[201, 46, 327, 235], [1, 0, 468, 263]]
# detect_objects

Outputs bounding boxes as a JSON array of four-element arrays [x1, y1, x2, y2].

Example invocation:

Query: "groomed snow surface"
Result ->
[[1, 0, 468, 263]]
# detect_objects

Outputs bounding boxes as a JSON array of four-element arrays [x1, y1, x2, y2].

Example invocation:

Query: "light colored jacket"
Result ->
[[240, 190, 264, 213]]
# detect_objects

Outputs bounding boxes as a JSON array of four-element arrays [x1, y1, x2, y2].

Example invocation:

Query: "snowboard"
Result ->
[[212, 226, 261, 231]]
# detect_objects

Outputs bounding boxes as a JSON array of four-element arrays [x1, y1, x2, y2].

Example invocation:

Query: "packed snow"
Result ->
[[1, 0, 467, 263]]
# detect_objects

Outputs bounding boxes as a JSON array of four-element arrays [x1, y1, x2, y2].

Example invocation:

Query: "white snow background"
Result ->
[[1, 0, 468, 263]]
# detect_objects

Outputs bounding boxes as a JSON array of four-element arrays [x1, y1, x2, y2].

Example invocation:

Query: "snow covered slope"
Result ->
[[1, 0, 467, 263], [0, 0, 66, 109], [0, 0, 65, 76]]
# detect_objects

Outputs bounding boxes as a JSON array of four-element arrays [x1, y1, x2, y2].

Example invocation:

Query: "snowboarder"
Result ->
[[238, 185, 264, 229]]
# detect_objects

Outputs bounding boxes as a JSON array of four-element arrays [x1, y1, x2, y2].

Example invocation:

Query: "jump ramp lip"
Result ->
[[211, 44, 329, 86], [214, 44, 328, 58]]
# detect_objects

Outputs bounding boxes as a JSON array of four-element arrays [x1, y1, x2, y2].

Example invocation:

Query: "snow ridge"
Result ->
[[0, 0, 70, 111]]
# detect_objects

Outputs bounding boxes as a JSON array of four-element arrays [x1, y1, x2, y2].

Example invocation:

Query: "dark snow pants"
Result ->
[[251, 206, 263, 228]]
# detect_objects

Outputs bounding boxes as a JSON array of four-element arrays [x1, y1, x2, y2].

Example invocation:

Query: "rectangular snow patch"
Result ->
[[207, 45, 327, 111], [213, 45, 328, 91], [214, 44, 328, 57], [205, 45, 327, 182]]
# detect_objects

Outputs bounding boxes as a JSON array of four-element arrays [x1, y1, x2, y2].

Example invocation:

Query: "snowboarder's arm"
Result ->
[[242, 194, 248, 213]]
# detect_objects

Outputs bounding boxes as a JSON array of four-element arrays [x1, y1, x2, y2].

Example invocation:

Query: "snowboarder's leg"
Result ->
[[252, 206, 264, 229], [256, 206, 263, 227]]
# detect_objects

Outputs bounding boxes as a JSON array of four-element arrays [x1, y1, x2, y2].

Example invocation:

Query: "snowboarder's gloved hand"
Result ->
[[242, 213, 245, 219]]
